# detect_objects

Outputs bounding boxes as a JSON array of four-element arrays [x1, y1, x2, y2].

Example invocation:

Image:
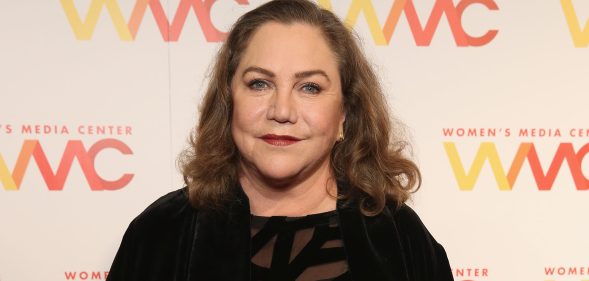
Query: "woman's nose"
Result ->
[[267, 87, 297, 123]]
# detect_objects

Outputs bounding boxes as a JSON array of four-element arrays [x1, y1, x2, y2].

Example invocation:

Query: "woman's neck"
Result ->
[[238, 161, 337, 217]]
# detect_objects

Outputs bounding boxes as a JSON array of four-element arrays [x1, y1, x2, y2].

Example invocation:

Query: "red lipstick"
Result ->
[[260, 134, 301, 146]]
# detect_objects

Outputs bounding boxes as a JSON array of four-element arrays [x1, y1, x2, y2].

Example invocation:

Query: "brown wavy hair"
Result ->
[[180, 0, 421, 216]]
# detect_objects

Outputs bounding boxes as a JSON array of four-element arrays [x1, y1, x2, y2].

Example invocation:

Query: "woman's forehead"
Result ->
[[237, 22, 339, 76]]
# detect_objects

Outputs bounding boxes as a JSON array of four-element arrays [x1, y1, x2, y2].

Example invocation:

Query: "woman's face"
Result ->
[[231, 22, 345, 184]]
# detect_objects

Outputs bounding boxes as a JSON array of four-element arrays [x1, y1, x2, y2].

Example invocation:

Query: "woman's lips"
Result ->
[[260, 134, 301, 146]]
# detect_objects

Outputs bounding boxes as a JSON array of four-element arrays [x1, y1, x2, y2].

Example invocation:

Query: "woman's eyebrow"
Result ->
[[242, 66, 330, 82], [242, 66, 275, 78], [295, 70, 330, 82]]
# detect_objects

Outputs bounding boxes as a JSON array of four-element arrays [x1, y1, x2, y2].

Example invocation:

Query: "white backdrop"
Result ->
[[1, 1, 588, 281]]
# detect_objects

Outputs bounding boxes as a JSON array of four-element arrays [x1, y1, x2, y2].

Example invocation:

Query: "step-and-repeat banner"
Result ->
[[1, 1, 587, 280]]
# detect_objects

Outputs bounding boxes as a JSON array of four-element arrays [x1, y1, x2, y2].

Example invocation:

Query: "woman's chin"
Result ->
[[240, 157, 326, 188], [257, 168, 303, 187]]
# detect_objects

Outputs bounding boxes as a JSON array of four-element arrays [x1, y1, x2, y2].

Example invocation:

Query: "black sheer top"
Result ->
[[250, 210, 352, 281]]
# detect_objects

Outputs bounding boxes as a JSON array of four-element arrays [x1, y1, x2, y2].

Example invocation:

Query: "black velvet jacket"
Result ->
[[107, 184, 453, 281]]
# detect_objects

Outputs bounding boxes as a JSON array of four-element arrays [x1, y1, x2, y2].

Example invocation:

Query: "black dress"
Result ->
[[106, 184, 455, 281]]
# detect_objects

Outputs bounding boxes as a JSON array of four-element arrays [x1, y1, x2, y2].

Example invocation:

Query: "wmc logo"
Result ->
[[60, 0, 500, 46], [0, 139, 133, 191], [318, 0, 498, 46], [60, 0, 250, 41], [444, 142, 589, 191]]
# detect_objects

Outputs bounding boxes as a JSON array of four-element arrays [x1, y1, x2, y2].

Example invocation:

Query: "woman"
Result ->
[[107, 0, 453, 280]]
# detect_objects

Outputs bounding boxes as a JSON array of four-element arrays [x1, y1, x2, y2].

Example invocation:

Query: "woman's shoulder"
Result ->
[[383, 203, 443, 244], [129, 187, 196, 232], [388, 203, 430, 232], [107, 188, 199, 280]]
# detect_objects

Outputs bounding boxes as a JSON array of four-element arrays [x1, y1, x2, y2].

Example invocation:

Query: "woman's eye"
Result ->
[[248, 80, 269, 91], [301, 83, 321, 94]]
